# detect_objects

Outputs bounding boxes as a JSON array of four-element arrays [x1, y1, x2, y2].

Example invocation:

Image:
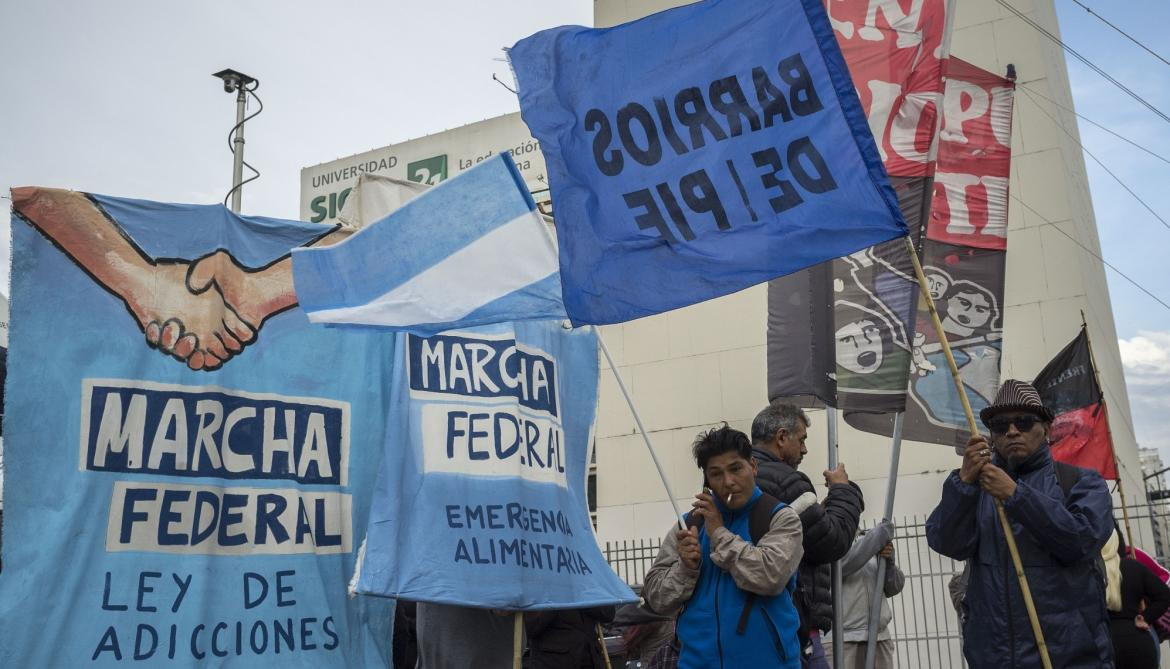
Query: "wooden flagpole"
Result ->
[[597, 623, 614, 669], [905, 236, 1053, 669], [1080, 313, 1134, 550], [513, 612, 524, 668]]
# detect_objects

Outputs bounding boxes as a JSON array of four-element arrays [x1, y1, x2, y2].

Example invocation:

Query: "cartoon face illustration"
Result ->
[[835, 319, 884, 374], [926, 271, 950, 301], [943, 289, 993, 336]]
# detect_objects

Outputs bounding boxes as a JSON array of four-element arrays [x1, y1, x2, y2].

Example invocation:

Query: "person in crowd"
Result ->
[[391, 600, 418, 668], [750, 401, 865, 667], [947, 565, 967, 626], [822, 520, 904, 668], [524, 606, 615, 668], [611, 601, 675, 666], [926, 379, 1115, 668], [643, 424, 805, 668], [1111, 532, 1170, 669], [415, 603, 517, 668], [1104, 526, 1124, 614]]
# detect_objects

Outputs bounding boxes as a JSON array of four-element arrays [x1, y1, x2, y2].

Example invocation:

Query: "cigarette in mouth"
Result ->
[[726, 493, 733, 504]]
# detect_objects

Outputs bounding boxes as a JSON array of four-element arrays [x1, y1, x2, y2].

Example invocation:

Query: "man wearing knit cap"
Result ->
[[926, 379, 1115, 668]]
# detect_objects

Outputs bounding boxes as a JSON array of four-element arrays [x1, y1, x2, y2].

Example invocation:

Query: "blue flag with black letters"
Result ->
[[509, 0, 908, 325], [354, 322, 637, 610]]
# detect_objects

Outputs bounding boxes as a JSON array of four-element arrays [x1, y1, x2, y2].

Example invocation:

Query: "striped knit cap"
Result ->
[[979, 379, 1055, 426]]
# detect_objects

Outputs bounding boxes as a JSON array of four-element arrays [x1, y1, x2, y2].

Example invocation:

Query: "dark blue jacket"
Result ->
[[675, 488, 802, 669], [926, 444, 1114, 668]]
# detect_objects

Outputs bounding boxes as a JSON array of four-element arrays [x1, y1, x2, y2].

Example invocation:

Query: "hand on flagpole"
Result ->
[[677, 528, 701, 571], [979, 464, 1017, 500], [824, 463, 850, 486], [960, 435, 993, 484]]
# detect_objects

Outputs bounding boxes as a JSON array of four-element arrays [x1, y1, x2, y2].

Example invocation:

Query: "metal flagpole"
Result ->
[[596, 331, 687, 529], [1080, 312, 1134, 549], [827, 406, 844, 669], [905, 235, 1053, 669], [864, 412, 904, 669]]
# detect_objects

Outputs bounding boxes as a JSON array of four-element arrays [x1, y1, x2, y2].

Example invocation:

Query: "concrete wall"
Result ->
[[591, 0, 1142, 546]]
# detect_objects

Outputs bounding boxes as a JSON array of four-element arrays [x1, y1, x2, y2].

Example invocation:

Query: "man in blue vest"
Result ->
[[643, 424, 804, 668]]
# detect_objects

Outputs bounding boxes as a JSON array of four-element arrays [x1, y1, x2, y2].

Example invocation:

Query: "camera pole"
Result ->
[[229, 85, 247, 213], [212, 69, 258, 213]]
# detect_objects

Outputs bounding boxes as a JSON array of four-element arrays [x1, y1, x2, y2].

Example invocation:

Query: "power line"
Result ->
[[1019, 87, 1170, 233], [1019, 84, 1170, 166], [1066, 0, 1170, 69], [1010, 202, 1168, 449], [1010, 194, 1170, 313], [996, 0, 1170, 125]]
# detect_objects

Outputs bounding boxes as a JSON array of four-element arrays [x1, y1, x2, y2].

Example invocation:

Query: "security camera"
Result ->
[[212, 69, 257, 94]]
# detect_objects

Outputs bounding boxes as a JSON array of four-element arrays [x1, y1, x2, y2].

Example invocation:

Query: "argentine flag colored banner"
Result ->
[[292, 153, 567, 334], [354, 322, 638, 610], [509, 0, 909, 326], [292, 163, 632, 610]]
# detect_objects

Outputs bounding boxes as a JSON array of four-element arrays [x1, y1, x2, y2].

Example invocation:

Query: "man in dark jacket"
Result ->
[[926, 379, 1114, 668], [524, 606, 615, 668], [750, 402, 865, 668]]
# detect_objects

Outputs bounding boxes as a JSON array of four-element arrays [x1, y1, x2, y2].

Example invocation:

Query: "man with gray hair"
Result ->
[[750, 401, 864, 668]]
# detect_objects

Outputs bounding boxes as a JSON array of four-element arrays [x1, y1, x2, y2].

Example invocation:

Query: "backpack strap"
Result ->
[[736, 494, 787, 635], [1049, 461, 1109, 581], [748, 493, 783, 544], [1052, 460, 1084, 499]]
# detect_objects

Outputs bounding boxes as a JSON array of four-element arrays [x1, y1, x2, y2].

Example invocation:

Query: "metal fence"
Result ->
[[602, 501, 1170, 668]]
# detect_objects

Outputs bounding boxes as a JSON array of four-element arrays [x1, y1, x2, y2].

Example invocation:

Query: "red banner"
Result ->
[[1035, 328, 1118, 480], [927, 58, 1014, 250], [829, 0, 948, 177], [843, 59, 1015, 448], [1050, 403, 1117, 479]]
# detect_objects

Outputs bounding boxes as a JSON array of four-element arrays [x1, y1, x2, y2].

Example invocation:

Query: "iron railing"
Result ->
[[603, 501, 1170, 668]]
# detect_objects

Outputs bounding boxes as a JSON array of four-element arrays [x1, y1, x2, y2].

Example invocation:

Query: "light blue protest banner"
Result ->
[[1, 189, 393, 667], [355, 322, 637, 610], [509, 0, 908, 326]]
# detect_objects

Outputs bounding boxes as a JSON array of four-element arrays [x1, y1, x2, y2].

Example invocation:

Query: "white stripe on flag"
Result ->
[[306, 210, 558, 326]]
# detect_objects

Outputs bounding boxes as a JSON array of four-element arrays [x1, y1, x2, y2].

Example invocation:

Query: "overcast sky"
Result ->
[[2, 0, 1168, 462], [1058, 1, 1170, 466]]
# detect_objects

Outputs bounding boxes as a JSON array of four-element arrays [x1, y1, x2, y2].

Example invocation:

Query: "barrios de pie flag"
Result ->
[[508, 0, 908, 326]]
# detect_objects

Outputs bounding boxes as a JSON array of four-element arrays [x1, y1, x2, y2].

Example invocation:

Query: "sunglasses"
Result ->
[[987, 415, 1040, 435]]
